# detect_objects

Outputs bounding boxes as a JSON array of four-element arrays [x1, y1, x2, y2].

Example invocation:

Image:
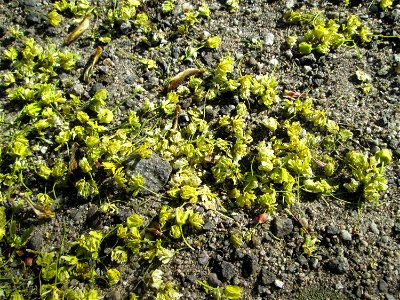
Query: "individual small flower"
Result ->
[[79, 157, 92, 173], [170, 225, 181, 239], [48, 10, 62, 26], [98, 109, 114, 123], [127, 214, 143, 228], [180, 186, 198, 202], [375, 149, 392, 165], [205, 36, 221, 49], [261, 117, 278, 131], [175, 207, 191, 226], [161, 1, 174, 13], [188, 212, 204, 229], [77, 111, 90, 123], [111, 246, 128, 263], [106, 269, 121, 286], [151, 269, 163, 289], [223, 285, 242, 299], [298, 42, 312, 54], [198, 3, 211, 18]]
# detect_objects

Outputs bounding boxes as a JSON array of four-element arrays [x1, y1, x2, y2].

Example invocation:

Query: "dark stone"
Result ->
[[144, 76, 160, 90], [392, 9, 400, 20], [85, 206, 101, 229], [313, 78, 324, 86], [388, 138, 399, 150], [300, 53, 316, 64], [271, 217, 293, 238], [201, 52, 215, 66], [298, 255, 308, 266], [394, 148, 400, 158], [310, 256, 319, 269], [26, 10, 44, 25], [186, 274, 197, 284], [207, 273, 223, 288], [385, 294, 396, 300], [326, 225, 340, 235], [172, 48, 180, 59], [20, 0, 38, 7], [29, 229, 43, 251], [98, 66, 110, 75], [378, 279, 388, 293], [0, 26, 6, 38], [220, 105, 236, 116], [202, 220, 215, 231], [221, 261, 235, 281], [393, 222, 400, 233], [259, 267, 276, 285], [71, 208, 85, 223], [90, 83, 105, 96], [124, 74, 135, 84], [45, 26, 58, 36], [198, 252, 210, 265], [242, 254, 259, 278], [234, 249, 244, 260], [126, 152, 172, 195], [205, 106, 219, 121], [106, 290, 121, 300], [146, 31, 163, 47], [114, 208, 134, 223], [214, 254, 223, 262], [326, 256, 350, 274], [119, 21, 132, 35], [355, 286, 363, 298], [378, 116, 388, 127]]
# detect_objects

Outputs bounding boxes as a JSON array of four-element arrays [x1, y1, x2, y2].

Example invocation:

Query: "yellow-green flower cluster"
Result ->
[[285, 11, 372, 54]]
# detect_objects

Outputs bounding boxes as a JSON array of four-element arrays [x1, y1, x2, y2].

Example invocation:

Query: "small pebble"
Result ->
[[207, 273, 222, 288], [274, 279, 284, 288], [119, 21, 132, 34], [393, 222, 400, 233], [369, 222, 379, 234], [221, 261, 235, 281], [259, 267, 276, 285], [326, 225, 340, 235], [392, 9, 400, 20], [264, 32, 275, 46], [310, 257, 319, 269], [198, 252, 210, 265], [303, 65, 312, 73], [378, 279, 388, 293], [335, 282, 344, 290], [299, 217, 309, 229], [340, 230, 352, 241], [381, 235, 390, 243], [270, 58, 279, 66], [242, 254, 259, 278], [285, 0, 295, 9], [326, 256, 350, 274], [285, 49, 293, 58], [271, 217, 293, 238], [385, 294, 396, 300], [298, 255, 308, 266]]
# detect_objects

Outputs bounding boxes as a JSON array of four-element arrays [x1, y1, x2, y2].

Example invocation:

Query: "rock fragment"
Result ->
[[326, 256, 350, 274], [126, 152, 172, 195], [271, 217, 293, 238], [221, 261, 235, 280], [242, 254, 259, 278]]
